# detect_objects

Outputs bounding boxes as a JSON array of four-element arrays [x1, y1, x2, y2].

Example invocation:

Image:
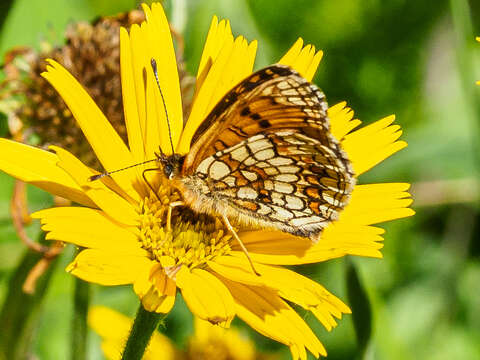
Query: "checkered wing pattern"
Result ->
[[181, 65, 355, 240]]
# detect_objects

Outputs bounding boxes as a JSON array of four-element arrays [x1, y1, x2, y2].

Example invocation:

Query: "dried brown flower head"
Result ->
[[0, 9, 194, 168]]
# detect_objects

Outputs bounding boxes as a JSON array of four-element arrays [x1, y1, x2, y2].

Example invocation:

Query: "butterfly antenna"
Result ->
[[88, 158, 159, 182], [151, 58, 176, 156]]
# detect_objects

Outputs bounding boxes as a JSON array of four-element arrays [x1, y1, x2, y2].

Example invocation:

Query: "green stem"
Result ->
[[345, 258, 372, 359], [0, 234, 60, 360], [121, 304, 164, 360], [71, 277, 90, 360]]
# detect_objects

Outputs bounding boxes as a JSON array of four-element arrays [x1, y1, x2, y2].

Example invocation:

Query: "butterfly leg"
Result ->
[[142, 167, 162, 202], [166, 201, 184, 232], [221, 214, 260, 276]]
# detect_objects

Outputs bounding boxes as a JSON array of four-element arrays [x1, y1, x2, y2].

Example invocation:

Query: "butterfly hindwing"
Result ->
[[180, 64, 354, 240]]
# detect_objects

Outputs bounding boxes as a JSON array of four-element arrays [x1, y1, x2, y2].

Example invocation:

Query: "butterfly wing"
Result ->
[[179, 65, 354, 240]]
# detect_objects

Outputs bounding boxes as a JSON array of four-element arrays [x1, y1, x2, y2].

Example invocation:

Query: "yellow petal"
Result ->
[[119, 27, 145, 164], [66, 249, 152, 286], [278, 38, 304, 67], [221, 278, 326, 359], [0, 139, 94, 206], [209, 256, 350, 331], [234, 225, 385, 265], [233, 230, 312, 260], [196, 17, 233, 90], [128, 23, 148, 147], [133, 264, 176, 313], [339, 183, 415, 225], [144, 67, 163, 157], [279, 38, 323, 81], [178, 25, 257, 154], [31, 207, 145, 256], [88, 306, 132, 341], [176, 267, 235, 327], [141, 3, 183, 155], [328, 102, 362, 140], [341, 114, 407, 175], [41, 60, 139, 200], [52, 146, 140, 226], [190, 317, 256, 360]]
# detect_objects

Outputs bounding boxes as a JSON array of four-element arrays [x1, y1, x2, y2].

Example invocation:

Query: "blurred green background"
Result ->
[[1, 0, 480, 359]]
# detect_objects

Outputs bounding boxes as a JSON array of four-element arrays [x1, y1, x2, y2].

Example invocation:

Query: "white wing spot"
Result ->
[[274, 182, 294, 194], [209, 161, 230, 180], [270, 205, 294, 220], [247, 138, 272, 153], [285, 195, 304, 210], [268, 157, 293, 166], [223, 176, 236, 187], [241, 170, 258, 181], [264, 167, 279, 176], [243, 157, 256, 166], [264, 180, 274, 190], [278, 165, 300, 173], [197, 157, 214, 175], [254, 149, 275, 161], [230, 147, 249, 162], [291, 216, 325, 227], [238, 187, 257, 199], [271, 192, 285, 206], [275, 174, 298, 182], [258, 204, 272, 215]]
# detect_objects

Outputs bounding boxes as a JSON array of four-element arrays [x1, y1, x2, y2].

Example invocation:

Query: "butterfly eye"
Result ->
[[164, 164, 173, 177]]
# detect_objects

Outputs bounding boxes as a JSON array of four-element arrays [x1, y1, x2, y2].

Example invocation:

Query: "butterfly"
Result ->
[[93, 63, 355, 273]]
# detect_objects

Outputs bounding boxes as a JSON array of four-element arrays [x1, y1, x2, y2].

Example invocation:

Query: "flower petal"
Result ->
[[233, 230, 312, 260], [220, 278, 326, 359], [341, 114, 407, 175], [66, 249, 152, 286], [178, 21, 257, 154], [339, 183, 415, 225], [88, 306, 132, 341], [328, 102, 362, 140], [176, 267, 235, 327], [234, 225, 385, 265], [52, 146, 140, 226], [134, 264, 176, 313], [119, 27, 145, 164], [196, 17, 233, 91], [142, 3, 183, 154], [31, 207, 145, 256], [0, 139, 94, 206], [209, 256, 350, 331], [41, 60, 139, 200], [189, 317, 256, 359], [279, 38, 323, 81]]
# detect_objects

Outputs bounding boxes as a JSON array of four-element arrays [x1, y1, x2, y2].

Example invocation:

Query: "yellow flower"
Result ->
[[88, 305, 260, 360], [0, 3, 414, 359]]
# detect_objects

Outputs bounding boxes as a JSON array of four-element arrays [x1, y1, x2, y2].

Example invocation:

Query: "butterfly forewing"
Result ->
[[179, 64, 354, 240]]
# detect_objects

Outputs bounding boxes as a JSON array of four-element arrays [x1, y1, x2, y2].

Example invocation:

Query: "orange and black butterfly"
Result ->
[[160, 64, 354, 238], [94, 63, 355, 271]]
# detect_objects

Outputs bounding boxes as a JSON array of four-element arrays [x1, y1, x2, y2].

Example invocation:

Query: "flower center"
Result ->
[[137, 181, 232, 269]]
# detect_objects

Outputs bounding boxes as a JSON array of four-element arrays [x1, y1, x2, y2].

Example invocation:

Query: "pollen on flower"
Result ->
[[137, 184, 233, 270]]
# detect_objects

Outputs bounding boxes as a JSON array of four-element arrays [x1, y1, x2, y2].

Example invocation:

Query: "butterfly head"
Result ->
[[156, 152, 184, 180]]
